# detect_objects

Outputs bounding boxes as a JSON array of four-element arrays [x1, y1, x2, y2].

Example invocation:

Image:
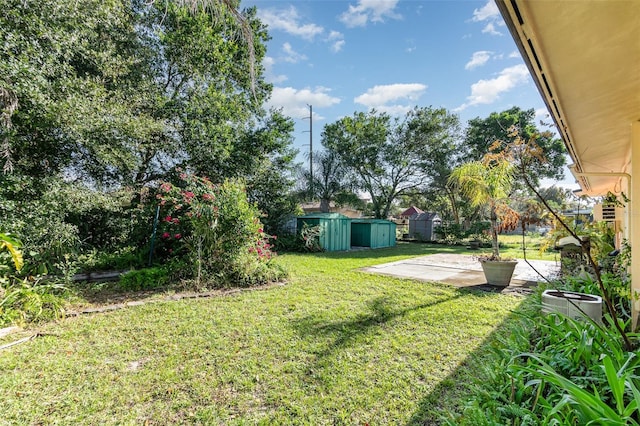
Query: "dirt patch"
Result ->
[[66, 281, 287, 316]]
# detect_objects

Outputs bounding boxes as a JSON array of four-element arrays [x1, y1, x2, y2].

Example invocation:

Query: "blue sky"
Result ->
[[244, 0, 577, 189]]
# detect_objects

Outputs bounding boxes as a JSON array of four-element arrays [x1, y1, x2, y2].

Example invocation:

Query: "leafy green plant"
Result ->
[[450, 307, 640, 425], [0, 277, 66, 326], [300, 223, 323, 252], [118, 267, 168, 292], [271, 232, 300, 252], [518, 352, 640, 424], [0, 232, 23, 272], [77, 247, 147, 272], [434, 223, 465, 245], [0, 231, 71, 326]]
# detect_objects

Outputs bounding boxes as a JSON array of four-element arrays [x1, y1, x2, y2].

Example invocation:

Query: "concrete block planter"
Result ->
[[541, 289, 602, 323]]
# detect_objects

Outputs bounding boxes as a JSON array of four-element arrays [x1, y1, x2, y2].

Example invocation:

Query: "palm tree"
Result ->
[[298, 150, 360, 212], [448, 152, 518, 259]]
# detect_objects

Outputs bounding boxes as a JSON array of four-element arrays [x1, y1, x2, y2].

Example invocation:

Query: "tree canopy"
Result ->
[[322, 107, 460, 219], [0, 0, 286, 190], [0, 0, 300, 248], [462, 107, 566, 188]]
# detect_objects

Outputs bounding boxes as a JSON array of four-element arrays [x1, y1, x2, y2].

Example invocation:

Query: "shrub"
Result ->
[[77, 247, 148, 272], [118, 267, 168, 292], [151, 174, 285, 287], [1, 233, 68, 327], [435, 223, 465, 244], [271, 232, 301, 252], [299, 223, 323, 252], [466, 221, 492, 244]]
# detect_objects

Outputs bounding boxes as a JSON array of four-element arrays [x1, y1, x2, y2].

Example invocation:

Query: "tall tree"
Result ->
[[0, 0, 274, 189], [322, 107, 460, 219], [298, 149, 358, 213], [0, 0, 300, 246], [463, 107, 566, 187], [418, 113, 463, 222], [242, 110, 300, 234]]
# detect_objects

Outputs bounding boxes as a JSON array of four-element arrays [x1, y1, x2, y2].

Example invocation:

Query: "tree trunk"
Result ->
[[446, 188, 459, 224], [319, 198, 330, 213], [490, 204, 500, 258]]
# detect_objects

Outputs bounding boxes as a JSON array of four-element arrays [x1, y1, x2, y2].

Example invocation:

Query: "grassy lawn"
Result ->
[[498, 234, 557, 261], [0, 243, 534, 425]]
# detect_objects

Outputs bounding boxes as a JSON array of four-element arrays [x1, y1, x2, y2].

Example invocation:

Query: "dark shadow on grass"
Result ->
[[69, 281, 169, 306], [403, 292, 536, 425], [291, 293, 463, 385]]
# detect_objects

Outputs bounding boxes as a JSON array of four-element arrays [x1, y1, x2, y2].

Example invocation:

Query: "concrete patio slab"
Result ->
[[361, 253, 560, 293]]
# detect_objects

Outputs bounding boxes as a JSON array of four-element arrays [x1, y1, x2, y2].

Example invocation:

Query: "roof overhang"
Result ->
[[496, 0, 640, 197]]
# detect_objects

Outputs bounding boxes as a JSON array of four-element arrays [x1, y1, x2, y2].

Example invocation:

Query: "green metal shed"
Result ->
[[350, 219, 396, 249], [297, 213, 351, 252]]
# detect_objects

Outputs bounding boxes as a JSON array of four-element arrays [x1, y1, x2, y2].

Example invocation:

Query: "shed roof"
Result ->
[[351, 219, 396, 224], [399, 206, 424, 217], [412, 212, 441, 221], [299, 212, 349, 220]]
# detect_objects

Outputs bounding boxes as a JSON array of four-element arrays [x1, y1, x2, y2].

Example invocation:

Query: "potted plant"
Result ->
[[449, 149, 520, 286]]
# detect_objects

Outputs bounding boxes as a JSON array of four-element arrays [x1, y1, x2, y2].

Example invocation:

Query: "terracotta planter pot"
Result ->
[[480, 260, 518, 286]]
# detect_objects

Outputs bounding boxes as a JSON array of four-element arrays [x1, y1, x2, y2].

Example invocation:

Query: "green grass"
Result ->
[[498, 234, 557, 261], [0, 243, 532, 425]]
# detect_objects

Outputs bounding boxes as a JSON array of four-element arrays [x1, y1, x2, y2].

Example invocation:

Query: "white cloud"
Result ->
[[354, 83, 426, 114], [327, 30, 343, 40], [465, 51, 493, 70], [377, 104, 413, 116], [262, 56, 288, 84], [456, 64, 530, 110], [267, 87, 341, 120], [331, 40, 346, 53], [482, 22, 502, 36], [339, 0, 401, 28], [472, 0, 499, 22], [258, 6, 323, 40], [509, 50, 521, 59], [471, 0, 504, 36], [326, 31, 345, 53], [282, 42, 307, 63]]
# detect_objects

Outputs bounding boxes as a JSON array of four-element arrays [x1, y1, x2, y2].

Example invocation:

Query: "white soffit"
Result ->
[[497, 0, 640, 196]]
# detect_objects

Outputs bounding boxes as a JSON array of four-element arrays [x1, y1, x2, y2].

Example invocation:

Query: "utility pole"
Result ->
[[308, 104, 313, 197], [302, 105, 313, 198]]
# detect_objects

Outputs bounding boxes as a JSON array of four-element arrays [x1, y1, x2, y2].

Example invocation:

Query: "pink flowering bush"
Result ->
[[154, 173, 285, 287]]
